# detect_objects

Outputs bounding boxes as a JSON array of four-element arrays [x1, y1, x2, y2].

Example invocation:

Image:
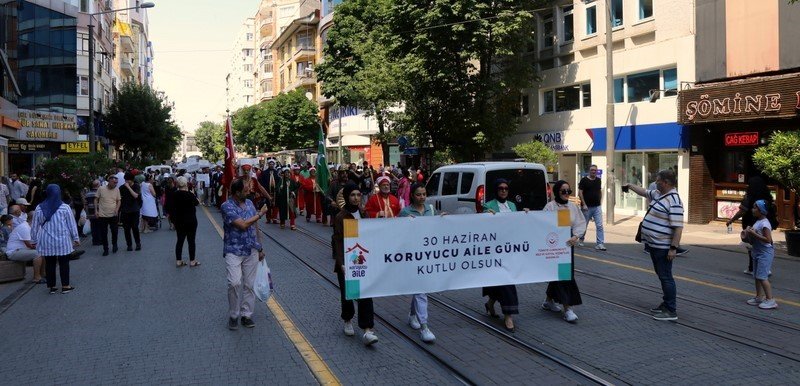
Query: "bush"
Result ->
[[513, 140, 558, 167], [36, 154, 115, 199], [753, 131, 800, 193]]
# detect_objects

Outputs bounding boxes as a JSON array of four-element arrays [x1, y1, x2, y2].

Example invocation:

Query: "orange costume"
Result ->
[[300, 172, 324, 223], [364, 192, 401, 219]]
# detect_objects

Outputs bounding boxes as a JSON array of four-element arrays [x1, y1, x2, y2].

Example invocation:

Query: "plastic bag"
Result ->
[[82, 217, 91, 236], [254, 259, 274, 302]]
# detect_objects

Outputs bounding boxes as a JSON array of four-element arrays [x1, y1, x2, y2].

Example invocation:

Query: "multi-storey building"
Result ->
[[254, 0, 275, 103], [226, 17, 255, 112], [113, 0, 154, 86], [271, 9, 319, 101], [0, 1, 21, 176], [77, 0, 115, 155]]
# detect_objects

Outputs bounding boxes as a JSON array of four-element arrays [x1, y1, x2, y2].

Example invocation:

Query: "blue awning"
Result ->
[[588, 122, 689, 151]]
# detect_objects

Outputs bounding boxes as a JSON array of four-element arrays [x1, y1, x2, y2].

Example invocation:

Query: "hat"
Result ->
[[281, 167, 290, 172], [267, 159, 276, 165], [309, 167, 316, 172], [242, 164, 252, 171], [15, 198, 30, 205], [376, 176, 391, 186]]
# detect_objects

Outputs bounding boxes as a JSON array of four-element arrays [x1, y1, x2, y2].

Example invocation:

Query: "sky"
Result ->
[[149, 0, 255, 134]]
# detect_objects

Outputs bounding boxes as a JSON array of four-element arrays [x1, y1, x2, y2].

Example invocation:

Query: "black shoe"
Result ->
[[652, 310, 678, 321], [135, 244, 141, 251], [49, 287, 57, 294], [102, 250, 109, 256], [127, 245, 133, 251], [112, 246, 118, 253], [228, 317, 239, 330], [241, 316, 255, 328], [649, 304, 667, 313], [61, 286, 75, 294]]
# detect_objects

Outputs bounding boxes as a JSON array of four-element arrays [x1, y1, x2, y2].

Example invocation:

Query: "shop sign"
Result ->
[[17, 109, 78, 142], [678, 74, 800, 124], [724, 132, 759, 147], [62, 141, 102, 153], [534, 131, 569, 152], [8, 141, 60, 152]]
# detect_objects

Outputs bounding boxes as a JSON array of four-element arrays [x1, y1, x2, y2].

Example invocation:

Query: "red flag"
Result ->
[[221, 117, 236, 203]]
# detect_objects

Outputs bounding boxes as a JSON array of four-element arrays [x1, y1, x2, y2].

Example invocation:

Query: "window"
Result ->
[[80, 0, 89, 12], [244, 79, 253, 88], [611, 0, 623, 27], [77, 33, 89, 54], [521, 94, 530, 116], [243, 64, 253, 72], [581, 84, 592, 107], [263, 61, 273, 74], [246, 33, 253, 41], [562, 6, 574, 43], [297, 61, 313, 76], [78, 76, 89, 96], [543, 90, 554, 113], [626, 70, 659, 102], [460, 173, 474, 195], [542, 13, 554, 48], [426, 173, 441, 196], [586, 6, 597, 35], [441, 172, 459, 196], [663, 68, 677, 97], [555, 86, 580, 112], [243, 49, 252, 57], [614, 78, 624, 103], [297, 35, 313, 49], [639, 0, 653, 19]]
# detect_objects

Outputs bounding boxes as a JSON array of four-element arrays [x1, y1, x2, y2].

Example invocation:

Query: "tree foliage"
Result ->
[[105, 82, 182, 161], [513, 140, 557, 166], [232, 89, 319, 155], [194, 121, 225, 162], [36, 153, 115, 200], [753, 131, 800, 192]]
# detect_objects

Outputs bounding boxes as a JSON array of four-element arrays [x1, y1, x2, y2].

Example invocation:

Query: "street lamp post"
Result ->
[[85, 2, 155, 154], [604, 0, 616, 225]]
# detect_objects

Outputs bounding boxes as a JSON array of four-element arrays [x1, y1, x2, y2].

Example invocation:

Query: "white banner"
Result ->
[[343, 211, 573, 299]]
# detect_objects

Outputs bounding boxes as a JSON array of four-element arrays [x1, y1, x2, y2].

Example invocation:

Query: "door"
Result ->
[[776, 188, 796, 229], [561, 154, 577, 190], [437, 171, 460, 213], [426, 172, 442, 211]]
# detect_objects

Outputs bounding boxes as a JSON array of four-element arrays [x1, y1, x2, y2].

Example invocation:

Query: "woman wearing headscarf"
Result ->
[[482, 178, 520, 332], [276, 168, 299, 230], [171, 177, 200, 267], [31, 184, 79, 294], [332, 182, 378, 346], [725, 176, 778, 274], [542, 180, 587, 323]]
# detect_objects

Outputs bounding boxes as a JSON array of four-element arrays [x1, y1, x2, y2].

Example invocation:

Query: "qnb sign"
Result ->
[[678, 74, 800, 124], [534, 131, 568, 152]]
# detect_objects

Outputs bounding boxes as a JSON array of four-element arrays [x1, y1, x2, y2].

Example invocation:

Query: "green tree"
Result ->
[[231, 104, 262, 156], [316, 0, 403, 166], [232, 90, 319, 154], [513, 140, 557, 166], [194, 121, 225, 162], [105, 82, 181, 162], [753, 131, 800, 193], [389, 0, 543, 161]]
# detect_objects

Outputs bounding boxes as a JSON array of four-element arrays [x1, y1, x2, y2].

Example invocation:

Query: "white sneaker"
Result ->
[[758, 299, 778, 309], [563, 309, 578, 323], [595, 243, 607, 251], [343, 321, 355, 336], [746, 297, 763, 306], [420, 327, 436, 343], [541, 300, 562, 312], [577, 241, 584, 247], [362, 330, 378, 345], [743, 269, 753, 274], [408, 314, 421, 330]]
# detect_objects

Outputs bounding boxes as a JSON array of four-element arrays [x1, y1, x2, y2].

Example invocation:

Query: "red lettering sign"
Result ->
[[724, 132, 759, 147]]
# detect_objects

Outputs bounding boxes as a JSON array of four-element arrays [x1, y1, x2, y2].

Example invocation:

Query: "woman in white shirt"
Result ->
[[542, 180, 587, 323]]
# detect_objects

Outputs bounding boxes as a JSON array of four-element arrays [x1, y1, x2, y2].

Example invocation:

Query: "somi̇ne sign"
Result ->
[[342, 210, 573, 300]]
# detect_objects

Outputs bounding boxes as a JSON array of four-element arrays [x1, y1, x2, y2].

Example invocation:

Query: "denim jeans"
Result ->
[[580, 206, 604, 244], [649, 247, 677, 313]]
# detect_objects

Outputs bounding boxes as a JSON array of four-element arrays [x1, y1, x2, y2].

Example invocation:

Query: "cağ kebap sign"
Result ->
[[342, 211, 573, 300]]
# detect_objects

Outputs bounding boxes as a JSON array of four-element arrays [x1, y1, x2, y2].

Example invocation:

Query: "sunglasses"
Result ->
[[560, 189, 573, 195], [497, 186, 509, 191]]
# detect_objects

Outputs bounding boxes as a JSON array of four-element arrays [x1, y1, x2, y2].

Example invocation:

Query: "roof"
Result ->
[[270, 10, 320, 50]]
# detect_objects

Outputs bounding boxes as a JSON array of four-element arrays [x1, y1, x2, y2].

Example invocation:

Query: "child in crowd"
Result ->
[[743, 199, 777, 309]]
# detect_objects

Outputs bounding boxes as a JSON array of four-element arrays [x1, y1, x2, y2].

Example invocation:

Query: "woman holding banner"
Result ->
[[542, 180, 587, 323], [398, 183, 438, 343], [332, 183, 378, 346], [482, 179, 520, 332]]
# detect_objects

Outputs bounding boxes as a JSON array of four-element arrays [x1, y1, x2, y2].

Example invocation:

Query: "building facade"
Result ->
[[679, 0, 800, 228], [226, 17, 255, 112], [518, 0, 694, 218], [77, 0, 114, 155], [254, 0, 275, 103]]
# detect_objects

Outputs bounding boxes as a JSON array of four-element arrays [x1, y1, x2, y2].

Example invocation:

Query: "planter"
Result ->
[[786, 230, 800, 257]]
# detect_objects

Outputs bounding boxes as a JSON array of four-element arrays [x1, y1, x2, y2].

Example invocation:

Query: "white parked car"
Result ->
[[425, 162, 549, 214]]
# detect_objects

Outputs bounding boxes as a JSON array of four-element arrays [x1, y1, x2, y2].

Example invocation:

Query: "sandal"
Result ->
[[176, 261, 187, 267], [190, 261, 201, 267]]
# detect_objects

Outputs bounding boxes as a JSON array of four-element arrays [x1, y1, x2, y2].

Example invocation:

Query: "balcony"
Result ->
[[259, 20, 273, 37], [119, 35, 134, 54], [293, 45, 315, 62], [120, 59, 134, 77], [292, 73, 316, 90]]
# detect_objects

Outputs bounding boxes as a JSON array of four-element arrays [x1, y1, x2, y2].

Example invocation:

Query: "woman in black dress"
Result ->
[[172, 176, 200, 267]]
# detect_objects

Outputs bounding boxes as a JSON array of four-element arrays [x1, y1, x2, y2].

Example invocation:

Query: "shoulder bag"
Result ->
[[635, 193, 676, 243]]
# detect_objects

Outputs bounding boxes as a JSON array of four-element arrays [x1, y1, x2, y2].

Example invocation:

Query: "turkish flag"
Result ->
[[220, 117, 236, 203]]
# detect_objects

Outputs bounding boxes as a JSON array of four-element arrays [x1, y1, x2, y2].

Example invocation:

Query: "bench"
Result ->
[[0, 252, 25, 283]]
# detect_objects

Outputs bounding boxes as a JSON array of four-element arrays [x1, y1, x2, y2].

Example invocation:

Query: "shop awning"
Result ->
[[588, 122, 689, 151]]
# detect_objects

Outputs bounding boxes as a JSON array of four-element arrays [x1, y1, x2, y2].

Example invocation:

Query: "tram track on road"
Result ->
[[272, 224, 618, 386]]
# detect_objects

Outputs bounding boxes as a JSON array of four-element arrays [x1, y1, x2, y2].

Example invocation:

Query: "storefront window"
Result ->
[[616, 151, 678, 212]]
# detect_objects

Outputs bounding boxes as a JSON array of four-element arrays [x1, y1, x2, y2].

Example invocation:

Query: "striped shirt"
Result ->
[[31, 204, 79, 257], [642, 189, 683, 250]]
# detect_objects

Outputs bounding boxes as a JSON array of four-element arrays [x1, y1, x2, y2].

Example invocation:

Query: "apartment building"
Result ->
[[226, 17, 256, 111], [271, 9, 320, 101], [518, 0, 694, 218], [113, 0, 154, 86], [254, 0, 275, 103]]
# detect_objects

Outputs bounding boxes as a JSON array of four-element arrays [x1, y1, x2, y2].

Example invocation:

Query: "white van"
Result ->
[[145, 165, 174, 175], [425, 162, 549, 214]]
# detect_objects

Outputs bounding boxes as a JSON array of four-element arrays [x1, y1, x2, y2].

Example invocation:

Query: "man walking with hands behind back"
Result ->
[[578, 165, 605, 250], [95, 175, 121, 256], [625, 170, 684, 321], [221, 178, 268, 330]]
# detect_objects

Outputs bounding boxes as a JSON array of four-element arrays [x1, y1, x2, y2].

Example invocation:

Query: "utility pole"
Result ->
[[338, 104, 343, 165], [88, 22, 96, 153], [605, 0, 615, 225]]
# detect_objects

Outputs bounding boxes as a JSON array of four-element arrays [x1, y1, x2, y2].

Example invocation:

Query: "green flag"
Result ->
[[315, 124, 330, 195]]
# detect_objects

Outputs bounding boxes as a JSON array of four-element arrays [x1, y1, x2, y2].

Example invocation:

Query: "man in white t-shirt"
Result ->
[[6, 213, 44, 283], [114, 168, 126, 189]]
